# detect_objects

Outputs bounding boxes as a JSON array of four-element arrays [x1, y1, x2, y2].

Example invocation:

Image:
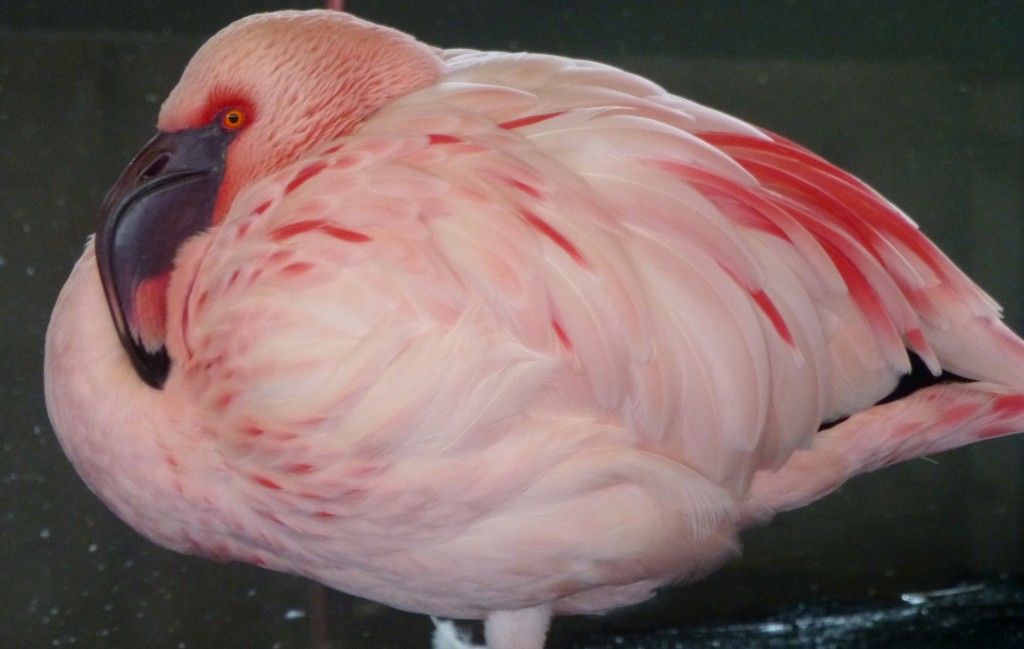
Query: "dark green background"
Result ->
[[3, 1, 1022, 67], [2, 2, 1023, 648]]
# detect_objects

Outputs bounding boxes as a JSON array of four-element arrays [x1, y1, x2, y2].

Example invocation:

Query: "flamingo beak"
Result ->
[[95, 124, 236, 389]]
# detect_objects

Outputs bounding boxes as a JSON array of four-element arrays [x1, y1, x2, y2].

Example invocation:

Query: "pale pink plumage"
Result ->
[[43, 10, 1024, 649]]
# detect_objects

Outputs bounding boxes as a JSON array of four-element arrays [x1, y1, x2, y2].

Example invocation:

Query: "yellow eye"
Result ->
[[221, 108, 247, 131]]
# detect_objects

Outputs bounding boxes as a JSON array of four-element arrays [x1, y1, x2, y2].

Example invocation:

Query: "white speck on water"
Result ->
[[901, 592, 927, 605], [88, 543, 98, 553], [284, 608, 307, 620], [757, 622, 790, 634], [901, 583, 984, 605], [39, 528, 51, 539], [26, 266, 35, 276], [245, 588, 257, 598]]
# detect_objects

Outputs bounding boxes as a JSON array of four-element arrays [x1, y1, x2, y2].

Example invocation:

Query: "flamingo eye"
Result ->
[[220, 108, 247, 131]]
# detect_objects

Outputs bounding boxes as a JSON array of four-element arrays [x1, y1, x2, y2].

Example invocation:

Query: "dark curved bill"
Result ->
[[95, 123, 235, 388]]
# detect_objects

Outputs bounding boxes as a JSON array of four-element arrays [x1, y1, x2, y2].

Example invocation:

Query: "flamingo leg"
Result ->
[[431, 606, 551, 649], [484, 606, 552, 649], [432, 619, 480, 649], [309, 581, 329, 649]]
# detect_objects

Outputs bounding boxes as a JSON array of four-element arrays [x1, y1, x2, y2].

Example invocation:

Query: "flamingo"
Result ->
[[43, 9, 1024, 649]]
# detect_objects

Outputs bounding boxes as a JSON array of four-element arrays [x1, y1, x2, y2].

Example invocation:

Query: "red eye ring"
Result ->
[[221, 108, 247, 131]]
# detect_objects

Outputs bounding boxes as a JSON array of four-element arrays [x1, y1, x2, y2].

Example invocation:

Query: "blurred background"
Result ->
[[2, 1, 1023, 647]]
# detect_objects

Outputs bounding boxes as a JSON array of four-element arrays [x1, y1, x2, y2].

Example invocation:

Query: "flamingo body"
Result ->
[[44, 10, 1024, 649]]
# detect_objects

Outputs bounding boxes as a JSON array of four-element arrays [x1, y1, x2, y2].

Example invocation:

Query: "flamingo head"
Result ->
[[94, 10, 443, 388]]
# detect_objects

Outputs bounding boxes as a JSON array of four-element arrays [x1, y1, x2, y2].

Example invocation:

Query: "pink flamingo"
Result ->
[[43, 9, 1024, 649]]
